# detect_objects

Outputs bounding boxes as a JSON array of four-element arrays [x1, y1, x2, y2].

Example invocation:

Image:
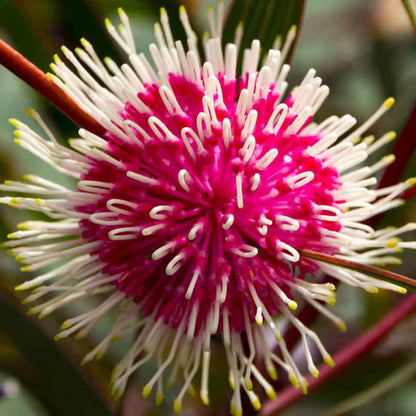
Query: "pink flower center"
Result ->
[[77, 73, 341, 334]]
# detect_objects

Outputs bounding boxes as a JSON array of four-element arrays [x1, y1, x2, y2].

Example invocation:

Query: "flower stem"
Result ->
[[260, 294, 416, 415], [300, 249, 416, 292], [0, 39, 106, 136]]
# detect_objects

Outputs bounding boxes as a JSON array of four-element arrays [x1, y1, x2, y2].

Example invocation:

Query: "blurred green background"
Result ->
[[0, 0, 415, 415]]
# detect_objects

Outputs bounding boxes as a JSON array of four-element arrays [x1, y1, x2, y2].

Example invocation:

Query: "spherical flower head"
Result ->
[[1, 5, 415, 414]]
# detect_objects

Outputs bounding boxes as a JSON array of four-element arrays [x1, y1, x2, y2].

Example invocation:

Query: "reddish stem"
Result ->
[[0, 39, 106, 137], [300, 249, 416, 291], [261, 294, 416, 415]]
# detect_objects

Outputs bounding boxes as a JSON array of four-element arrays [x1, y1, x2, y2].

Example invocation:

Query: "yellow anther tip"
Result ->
[[35, 198, 45, 206], [368, 286, 379, 294], [188, 383, 196, 397], [383, 97, 395, 109], [337, 321, 347, 332], [25, 108, 36, 117], [61, 321, 71, 330], [406, 177, 416, 186], [289, 374, 299, 388], [386, 238, 399, 248], [266, 388, 277, 400], [8, 118, 19, 127], [311, 368, 319, 378], [383, 154, 395, 164], [173, 399, 181, 414], [324, 356, 335, 367], [111, 367, 119, 380], [142, 384, 152, 399], [386, 131, 397, 140], [288, 300, 298, 310], [362, 137, 375, 146], [253, 399, 261, 411], [155, 393, 163, 407], [268, 367, 278, 380], [395, 287, 407, 294], [201, 395, 210, 405], [300, 383, 308, 395], [245, 379, 253, 391], [290, 24, 297, 33], [38, 311, 49, 320]]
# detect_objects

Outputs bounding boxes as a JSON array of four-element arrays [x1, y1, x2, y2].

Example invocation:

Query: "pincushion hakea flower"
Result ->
[[1, 5, 416, 415]]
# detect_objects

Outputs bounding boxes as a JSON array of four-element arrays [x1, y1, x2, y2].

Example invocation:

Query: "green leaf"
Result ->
[[223, 0, 306, 63], [300, 249, 416, 293], [54, 0, 122, 60], [324, 360, 416, 416], [0, 283, 114, 416]]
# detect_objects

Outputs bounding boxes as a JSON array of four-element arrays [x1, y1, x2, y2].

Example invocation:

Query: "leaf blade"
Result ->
[[223, 0, 306, 62], [0, 283, 114, 416]]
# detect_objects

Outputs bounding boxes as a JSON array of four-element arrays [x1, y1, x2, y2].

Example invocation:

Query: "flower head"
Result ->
[[1, 5, 415, 415]]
